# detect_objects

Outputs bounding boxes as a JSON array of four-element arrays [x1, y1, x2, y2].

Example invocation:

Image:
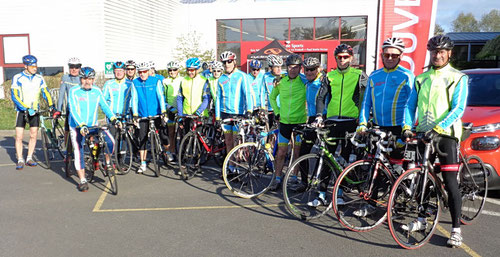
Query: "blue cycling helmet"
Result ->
[[186, 57, 201, 69], [79, 67, 96, 78], [22, 55, 37, 66], [249, 60, 262, 69], [113, 61, 126, 69]]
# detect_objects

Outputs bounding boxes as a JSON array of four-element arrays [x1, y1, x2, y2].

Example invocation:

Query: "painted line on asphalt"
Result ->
[[485, 197, 500, 206], [436, 225, 481, 257], [0, 163, 15, 167]]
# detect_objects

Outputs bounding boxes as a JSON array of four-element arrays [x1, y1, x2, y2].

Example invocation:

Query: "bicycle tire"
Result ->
[[179, 132, 201, 180], [387, 168, 441, 249], [460, 155, 488, 225], [212, 127, 226, 167], [64, 139, 73, 178], [84, 155, 95, 183], [199, 125, 212, 165], [103, 140, 118, 195], [40, 129, 51, 169], [282, 153, 337, 220], [222, 142, 275, 198], [150, 132, 161, 177], [52, 119, 66, 158], [333, 160, 393, 232], [115, 132, 133, 175]]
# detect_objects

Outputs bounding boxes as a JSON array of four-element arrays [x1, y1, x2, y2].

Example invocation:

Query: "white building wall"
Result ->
[[178, 0, 379, 73]]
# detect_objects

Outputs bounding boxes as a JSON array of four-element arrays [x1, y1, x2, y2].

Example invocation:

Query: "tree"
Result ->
[[480, 9, 500, 32], [172, 31, 215, 64], [435, 23, 445, 35], [476, 35, 500, 59], [452, 12, 480, 32]]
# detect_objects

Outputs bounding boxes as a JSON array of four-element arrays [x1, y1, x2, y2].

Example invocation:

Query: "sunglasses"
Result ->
[[126, 68, 135, 71], [168, 69, 178, 72], [138, 70, 149, 74], [222, 60, 234, 64], [383, 53, 401, 59], [69, 65, 81, 69], [187, 68, 197, 72], [336, 55, 351, 60], [213, 70, 222, 73], [251, 68, 260, 71], [305, 68, 317, 72]]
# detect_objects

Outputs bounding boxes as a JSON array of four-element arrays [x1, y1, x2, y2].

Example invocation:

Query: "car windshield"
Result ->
[[467, 73, 500, 107]]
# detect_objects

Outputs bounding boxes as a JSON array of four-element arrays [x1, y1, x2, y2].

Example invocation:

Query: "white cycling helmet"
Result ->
[[68, 57, 81, 65], [267, 54, 283, 67], [212, 61, 224, 70], [148, 60, 155, 69], [382, 37, 405, 53], [303, 57, 320, 68], [220, 51, 236, 62], [136, 62, 149, 71], [166, 61, 181, 70]]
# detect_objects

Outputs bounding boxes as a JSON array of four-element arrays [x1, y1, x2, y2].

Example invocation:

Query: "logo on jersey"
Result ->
[[264, 48, 282, 55]]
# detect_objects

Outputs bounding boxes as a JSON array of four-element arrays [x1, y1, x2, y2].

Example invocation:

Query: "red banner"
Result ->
[[377, 0, 438, 74]]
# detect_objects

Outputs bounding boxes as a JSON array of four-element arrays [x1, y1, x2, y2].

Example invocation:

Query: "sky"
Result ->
[[436, 0, 500, 32]]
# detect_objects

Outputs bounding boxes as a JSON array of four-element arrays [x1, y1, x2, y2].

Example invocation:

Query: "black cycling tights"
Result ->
[[442, 170, 461, 228]]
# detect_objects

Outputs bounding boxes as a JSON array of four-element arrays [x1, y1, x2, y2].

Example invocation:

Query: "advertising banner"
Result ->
[[377, 0, 438, 74]]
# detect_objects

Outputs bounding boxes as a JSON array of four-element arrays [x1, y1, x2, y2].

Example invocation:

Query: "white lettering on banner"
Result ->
[[394, 32, 417, 52], [401, 55, 415, 72], [395, 0, 420, 6], [393, 8, 419, 31]]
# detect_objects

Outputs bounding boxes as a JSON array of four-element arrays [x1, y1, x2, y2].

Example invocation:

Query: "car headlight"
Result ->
[[472, 123, 500, 133], [471, 136, 500, 150]]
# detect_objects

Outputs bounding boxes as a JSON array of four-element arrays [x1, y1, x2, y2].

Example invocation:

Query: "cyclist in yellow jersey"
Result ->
[[163, 61, 183, 161]]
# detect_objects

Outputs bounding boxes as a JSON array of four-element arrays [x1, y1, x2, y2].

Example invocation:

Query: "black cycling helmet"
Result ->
[[334, 44, 354, 56], [427, 35, 454, 51], [286, 54, 302, 66]]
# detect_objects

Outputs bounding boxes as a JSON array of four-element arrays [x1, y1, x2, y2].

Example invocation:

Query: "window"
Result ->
[[217, 19, 241, 42], [471, 45, 484, 60], [315, 17, 339, 40], [242, 19, 265, 41], [453, 45, 468, 62], [266, 18, 289, 40], [290, 18, 314, 40], [217, 43, 241, 65], [340, 17, 367, 39]]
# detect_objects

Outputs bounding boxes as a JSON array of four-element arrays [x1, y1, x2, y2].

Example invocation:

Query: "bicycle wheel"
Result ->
[[199, 125, 213, 165], [149, 132, 161, 177], [103, 142, 118, 195], [283, 153, 337, 220], [115, 132, 133, 175], [460, 155, 488, 225], [40, 129, 51, 169], [64, 139, 73, 178], [52, 118, 65, 158], [84, 155, 95, 183], [222, 142, 275, 199], [387, 168, 441, 249], [213, 134, 227, 167], [179, 132, 201, 180], [332, 160, 393, 231]]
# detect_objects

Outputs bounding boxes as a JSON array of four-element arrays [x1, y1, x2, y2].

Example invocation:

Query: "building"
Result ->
[[447, 32, 500, 68]]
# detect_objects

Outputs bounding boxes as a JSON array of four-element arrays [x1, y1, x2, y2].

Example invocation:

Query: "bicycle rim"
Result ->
[[150, 133, 160, 177], [387, 168, 440, 249], [115, 133, 133, 175], [460, 155, 488, 224], [179, 132, 201, 180], [283, 153, 336, 220], [52, 119, 66, 159], [222, 142, 275, 199], [41, 129, 51, 169]]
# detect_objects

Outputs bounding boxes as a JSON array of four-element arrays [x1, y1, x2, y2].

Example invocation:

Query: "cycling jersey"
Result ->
[[359, 65, 414, 127], [202, 69, 212, 79], [316, 67, 367, 119], [404, 64, 468, 139], [163, 76, 183, 111], [305, 73, 327, 117], [152, 74, 165, 82], [262, 71, 283, 111], [57, 74, 80, 113], [68, 86, 116, 128], [215, 69, 254, 119], [247, 71, 264, 109], [131, 76, 166, 118], [176, 75, 211, 116], [102, 78, 137, 117], [270, 75, 307, 124], [11, 71, 53, 111]]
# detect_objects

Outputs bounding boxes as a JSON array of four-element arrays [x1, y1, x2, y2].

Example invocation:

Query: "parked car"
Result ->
[[461, 68, 500, 190]]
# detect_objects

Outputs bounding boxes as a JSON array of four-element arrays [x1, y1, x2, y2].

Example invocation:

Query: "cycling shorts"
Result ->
[[278, 122, 302, 147], [15, 111, 40, 128]]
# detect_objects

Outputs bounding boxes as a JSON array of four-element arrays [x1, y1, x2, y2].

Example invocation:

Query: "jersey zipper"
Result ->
[[339, 73, 344, 116]]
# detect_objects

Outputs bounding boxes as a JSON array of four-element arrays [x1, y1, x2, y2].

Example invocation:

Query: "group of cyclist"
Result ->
[[11, 34, 467, 248]]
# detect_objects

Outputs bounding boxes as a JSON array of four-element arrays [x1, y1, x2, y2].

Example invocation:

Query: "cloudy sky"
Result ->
[[436, 0, 499, 32]]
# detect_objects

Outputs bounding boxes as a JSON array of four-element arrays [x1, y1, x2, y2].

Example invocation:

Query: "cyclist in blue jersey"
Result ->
[[216, 51, 254, 154], [56, 57, 81, 149], [148, 61, 165, 81], [131, 62, 168, 174], [247, 59, 265, 116], [11, 55, 55, 170], [261, 54, 284, 126], [125, 60, 137, 81], [102, 61, 137, 137], [201, 61, 213, 78], [353, 37, 415, 216], [68, 67, 121, 192]]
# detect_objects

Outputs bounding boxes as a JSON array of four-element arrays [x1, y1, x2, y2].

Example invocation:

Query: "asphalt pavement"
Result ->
[[0, 131, 499, 257]]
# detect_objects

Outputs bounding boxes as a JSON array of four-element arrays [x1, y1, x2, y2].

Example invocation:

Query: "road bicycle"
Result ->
[[36, 110, 65, 169]]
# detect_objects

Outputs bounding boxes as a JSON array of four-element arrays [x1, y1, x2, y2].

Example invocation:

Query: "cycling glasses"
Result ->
[[222, 60, 234, 64], [168, 68, 178, 72], [251, 68, 260, 71], [305, 68, 317, 72], [213, 70, 222, 73], [69, 64, 81, 69], [383, 53, 401, 59], [187, 68, 197, 72], [336, 55, 351, 60], [138, 70, 149, 74]]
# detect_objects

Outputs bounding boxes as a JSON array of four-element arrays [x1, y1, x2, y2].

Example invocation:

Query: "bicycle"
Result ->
[[221, 121, 277, 198], [36, 110, 65, 169], [332, 128, 402, 231], [138, 115, 169, 177], [198, 114, 226, 167], [282, 123, 352, 221], [113, 114, 136, 175], [65, 126, 118, 195], [386, 133, 488, 249]]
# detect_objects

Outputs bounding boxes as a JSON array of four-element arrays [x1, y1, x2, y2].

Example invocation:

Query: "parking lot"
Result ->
[[1, 133, 499, 257]]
